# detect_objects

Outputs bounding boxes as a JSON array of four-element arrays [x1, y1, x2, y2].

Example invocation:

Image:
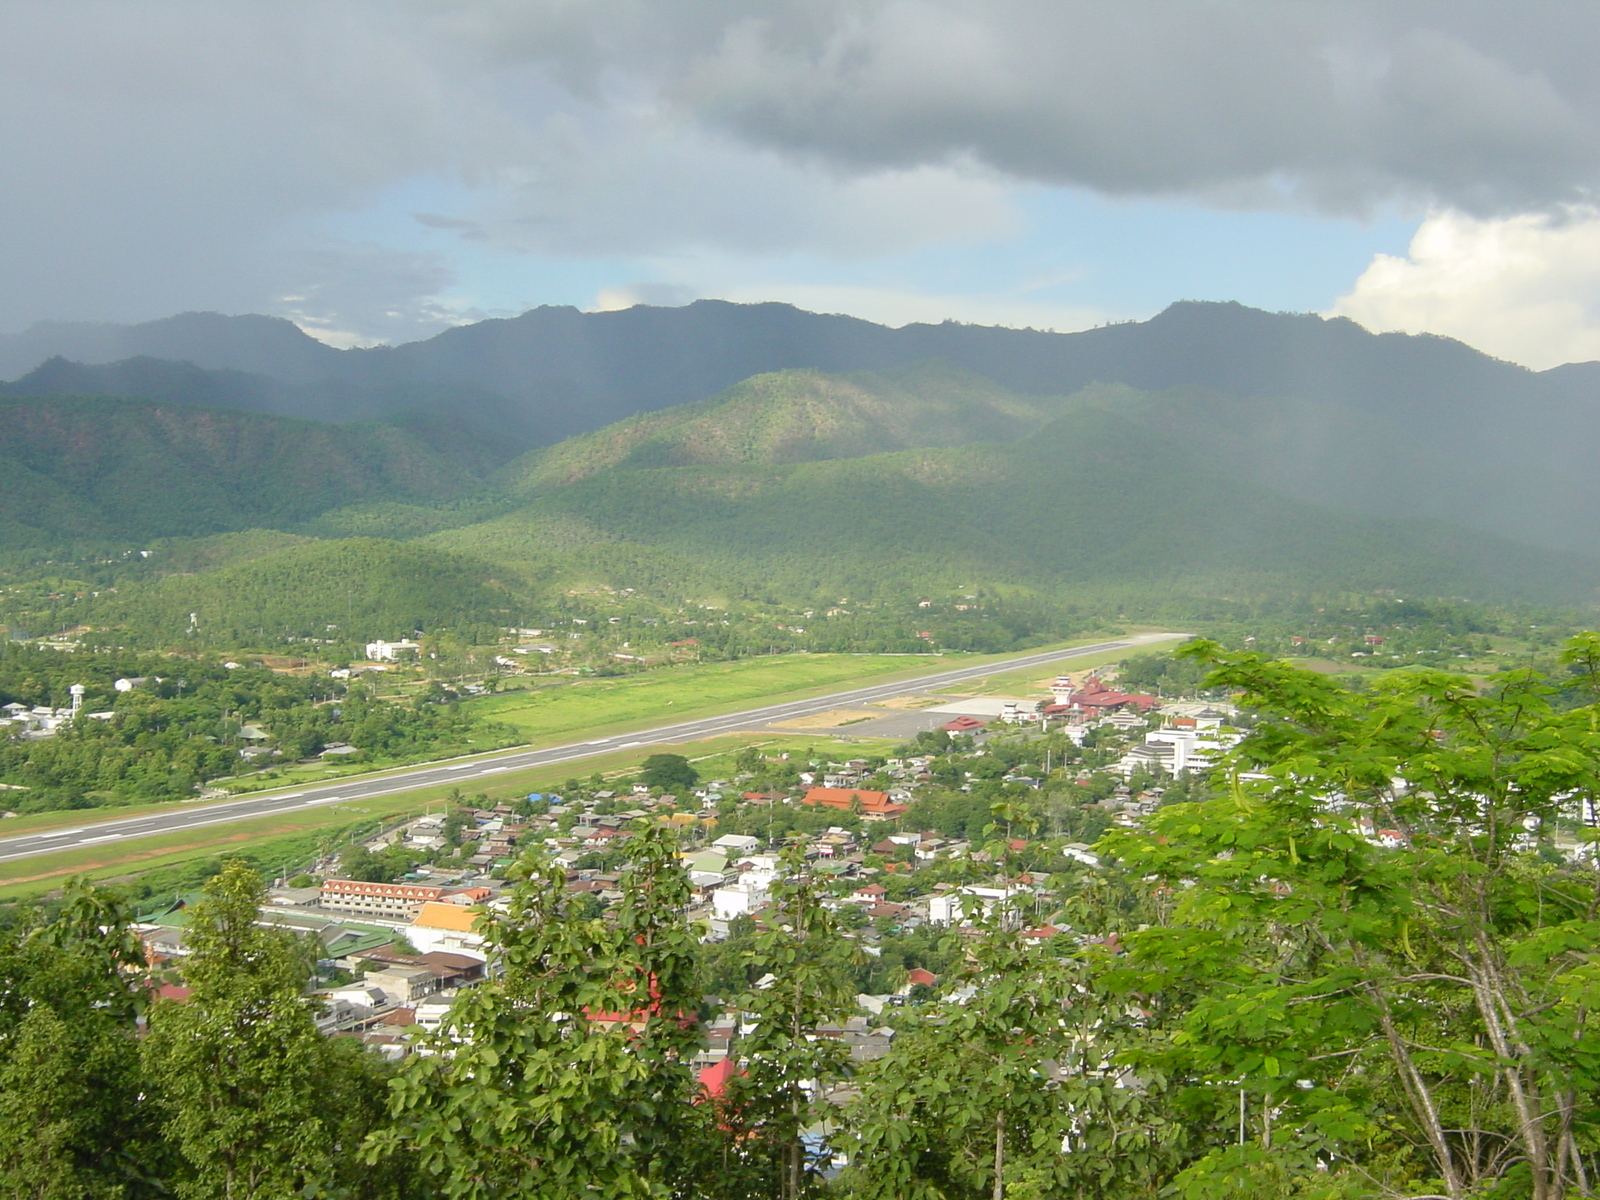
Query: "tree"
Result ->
[[1099, 636, 1600, 1200], [844, 916, 1180, 1200], [142, 859, 345, 1199], [369, 826, 713, 1198], [639, 753, 699, 792], [0, 880, 168, 1199], [729, 844, 861, 1200]]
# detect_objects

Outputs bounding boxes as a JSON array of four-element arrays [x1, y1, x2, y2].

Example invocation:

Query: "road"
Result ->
[[0, 633, 1184, 866]]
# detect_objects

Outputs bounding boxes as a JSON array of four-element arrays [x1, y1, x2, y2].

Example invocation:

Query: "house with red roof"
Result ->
[[1064, 677, 1159, 715], [697, 1057, 740, 1101], [801, 787, 907, 818], [940, 715, 986, 734]]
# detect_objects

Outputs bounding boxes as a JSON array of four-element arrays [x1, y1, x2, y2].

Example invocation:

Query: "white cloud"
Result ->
[[465, 0, 1600, 215], [1331, 207, 1600, 369]]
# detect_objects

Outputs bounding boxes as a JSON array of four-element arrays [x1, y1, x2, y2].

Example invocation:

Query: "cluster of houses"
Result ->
[[0, 683, 114, 738], [126, 670, 1246, 1063]]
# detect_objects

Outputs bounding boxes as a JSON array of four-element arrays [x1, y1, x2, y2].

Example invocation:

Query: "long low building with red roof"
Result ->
[[319, 879, 445, 920], [801, 787, 908, 818], [1048, 676, 1160, 715]]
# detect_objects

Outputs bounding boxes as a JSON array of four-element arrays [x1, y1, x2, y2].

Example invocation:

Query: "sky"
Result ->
[[6, 1, 1600, 368]]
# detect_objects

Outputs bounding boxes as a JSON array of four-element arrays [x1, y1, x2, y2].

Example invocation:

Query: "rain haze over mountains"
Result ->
[[6, 3, 1600, 603]]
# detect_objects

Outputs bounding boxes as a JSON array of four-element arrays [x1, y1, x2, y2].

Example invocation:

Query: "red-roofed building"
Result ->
[[1065, 677, 1159, 714], [940, 715, 986, 734], [697, 1057, 740, 1100], [906, 967, 939, 988], [801, 787, 907, 818], [320, 879, 445, 920]]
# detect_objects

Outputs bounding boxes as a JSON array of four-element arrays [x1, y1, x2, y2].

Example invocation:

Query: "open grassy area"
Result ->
[[0, 729, 902, 901], [467, 652, 983, 742]]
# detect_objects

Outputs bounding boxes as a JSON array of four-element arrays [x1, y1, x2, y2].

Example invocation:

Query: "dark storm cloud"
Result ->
[[488, 0, 1600, 215], [4, 0, 1599, 338]]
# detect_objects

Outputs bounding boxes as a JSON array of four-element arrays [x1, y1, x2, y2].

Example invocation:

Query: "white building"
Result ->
[[928, 886, 1022, 926], [712, 883, 768, 920], [319, 879, 444, 921], [1115, 727, 1241, 780], [365, 639, 421, 662], [405, 901, 488, 959]]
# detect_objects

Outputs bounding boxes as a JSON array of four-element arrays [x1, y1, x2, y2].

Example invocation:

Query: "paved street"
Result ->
[[0, 633, 1184, 865]]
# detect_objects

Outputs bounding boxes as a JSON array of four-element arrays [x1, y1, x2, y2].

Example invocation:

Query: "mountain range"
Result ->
[[1, 300, 1598, 634], [4, 299, 1599, 558]]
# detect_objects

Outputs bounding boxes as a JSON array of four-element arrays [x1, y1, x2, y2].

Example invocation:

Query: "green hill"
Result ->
[[0, 395, 513, 551], [505, 363, 1075, 491], [436, 391, 1600, 606], [91, 539, 528, 644], [20, 367, 1599, 645]]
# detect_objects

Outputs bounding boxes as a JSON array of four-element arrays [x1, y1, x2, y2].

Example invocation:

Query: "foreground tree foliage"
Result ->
[[142, 860, 407, 1200], [2, 638, 1599, 1198], [725, 844, 861, 1200], [0, 882, 165, 1200], [1095, 636, 1600, 1200], [368, 826, 716, 1199], [843, 918, 1182, 1200]]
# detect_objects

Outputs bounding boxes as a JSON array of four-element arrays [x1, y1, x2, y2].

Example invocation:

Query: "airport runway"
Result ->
[[0, 633, 1184, 865]]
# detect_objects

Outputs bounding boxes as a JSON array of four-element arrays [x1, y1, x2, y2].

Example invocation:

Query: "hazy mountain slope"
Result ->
[[1102, 380, 1600, 557], [435, 402, 1600, 606], [507, 363, 1076, 491], [0, 312, 344, 383], [9, 299, 1600, 555], [0, 357, 547, 447], [0, 396, 509, 548]]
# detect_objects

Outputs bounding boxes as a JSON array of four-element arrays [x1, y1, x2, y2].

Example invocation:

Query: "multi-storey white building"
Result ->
[[319, 879, 444, 921]]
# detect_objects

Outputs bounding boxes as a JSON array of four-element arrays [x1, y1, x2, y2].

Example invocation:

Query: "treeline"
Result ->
[[74, 539, 530, 649], [0, 646, 517, 811]]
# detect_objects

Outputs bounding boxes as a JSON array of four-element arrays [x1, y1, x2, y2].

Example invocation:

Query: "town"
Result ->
[[131, 670, 1242, 1072]]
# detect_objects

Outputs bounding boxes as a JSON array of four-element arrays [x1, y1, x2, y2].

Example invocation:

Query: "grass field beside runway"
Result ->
[[0, 730, 901, 901]]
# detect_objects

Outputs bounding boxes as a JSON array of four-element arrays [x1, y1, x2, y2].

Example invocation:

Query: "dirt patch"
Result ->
[[871, 695, 943, 710]]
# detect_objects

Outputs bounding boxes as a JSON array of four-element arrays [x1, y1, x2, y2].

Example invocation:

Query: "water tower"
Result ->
[[69, 683, 86, 717]]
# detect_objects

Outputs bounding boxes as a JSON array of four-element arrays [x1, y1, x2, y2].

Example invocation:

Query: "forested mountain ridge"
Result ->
[[507, 363, 1075, 491], [0, 356, 549, 445], [8, 299, 1600, 553], [435, 397, 1600, 606], [0, 395, 515, 549]]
